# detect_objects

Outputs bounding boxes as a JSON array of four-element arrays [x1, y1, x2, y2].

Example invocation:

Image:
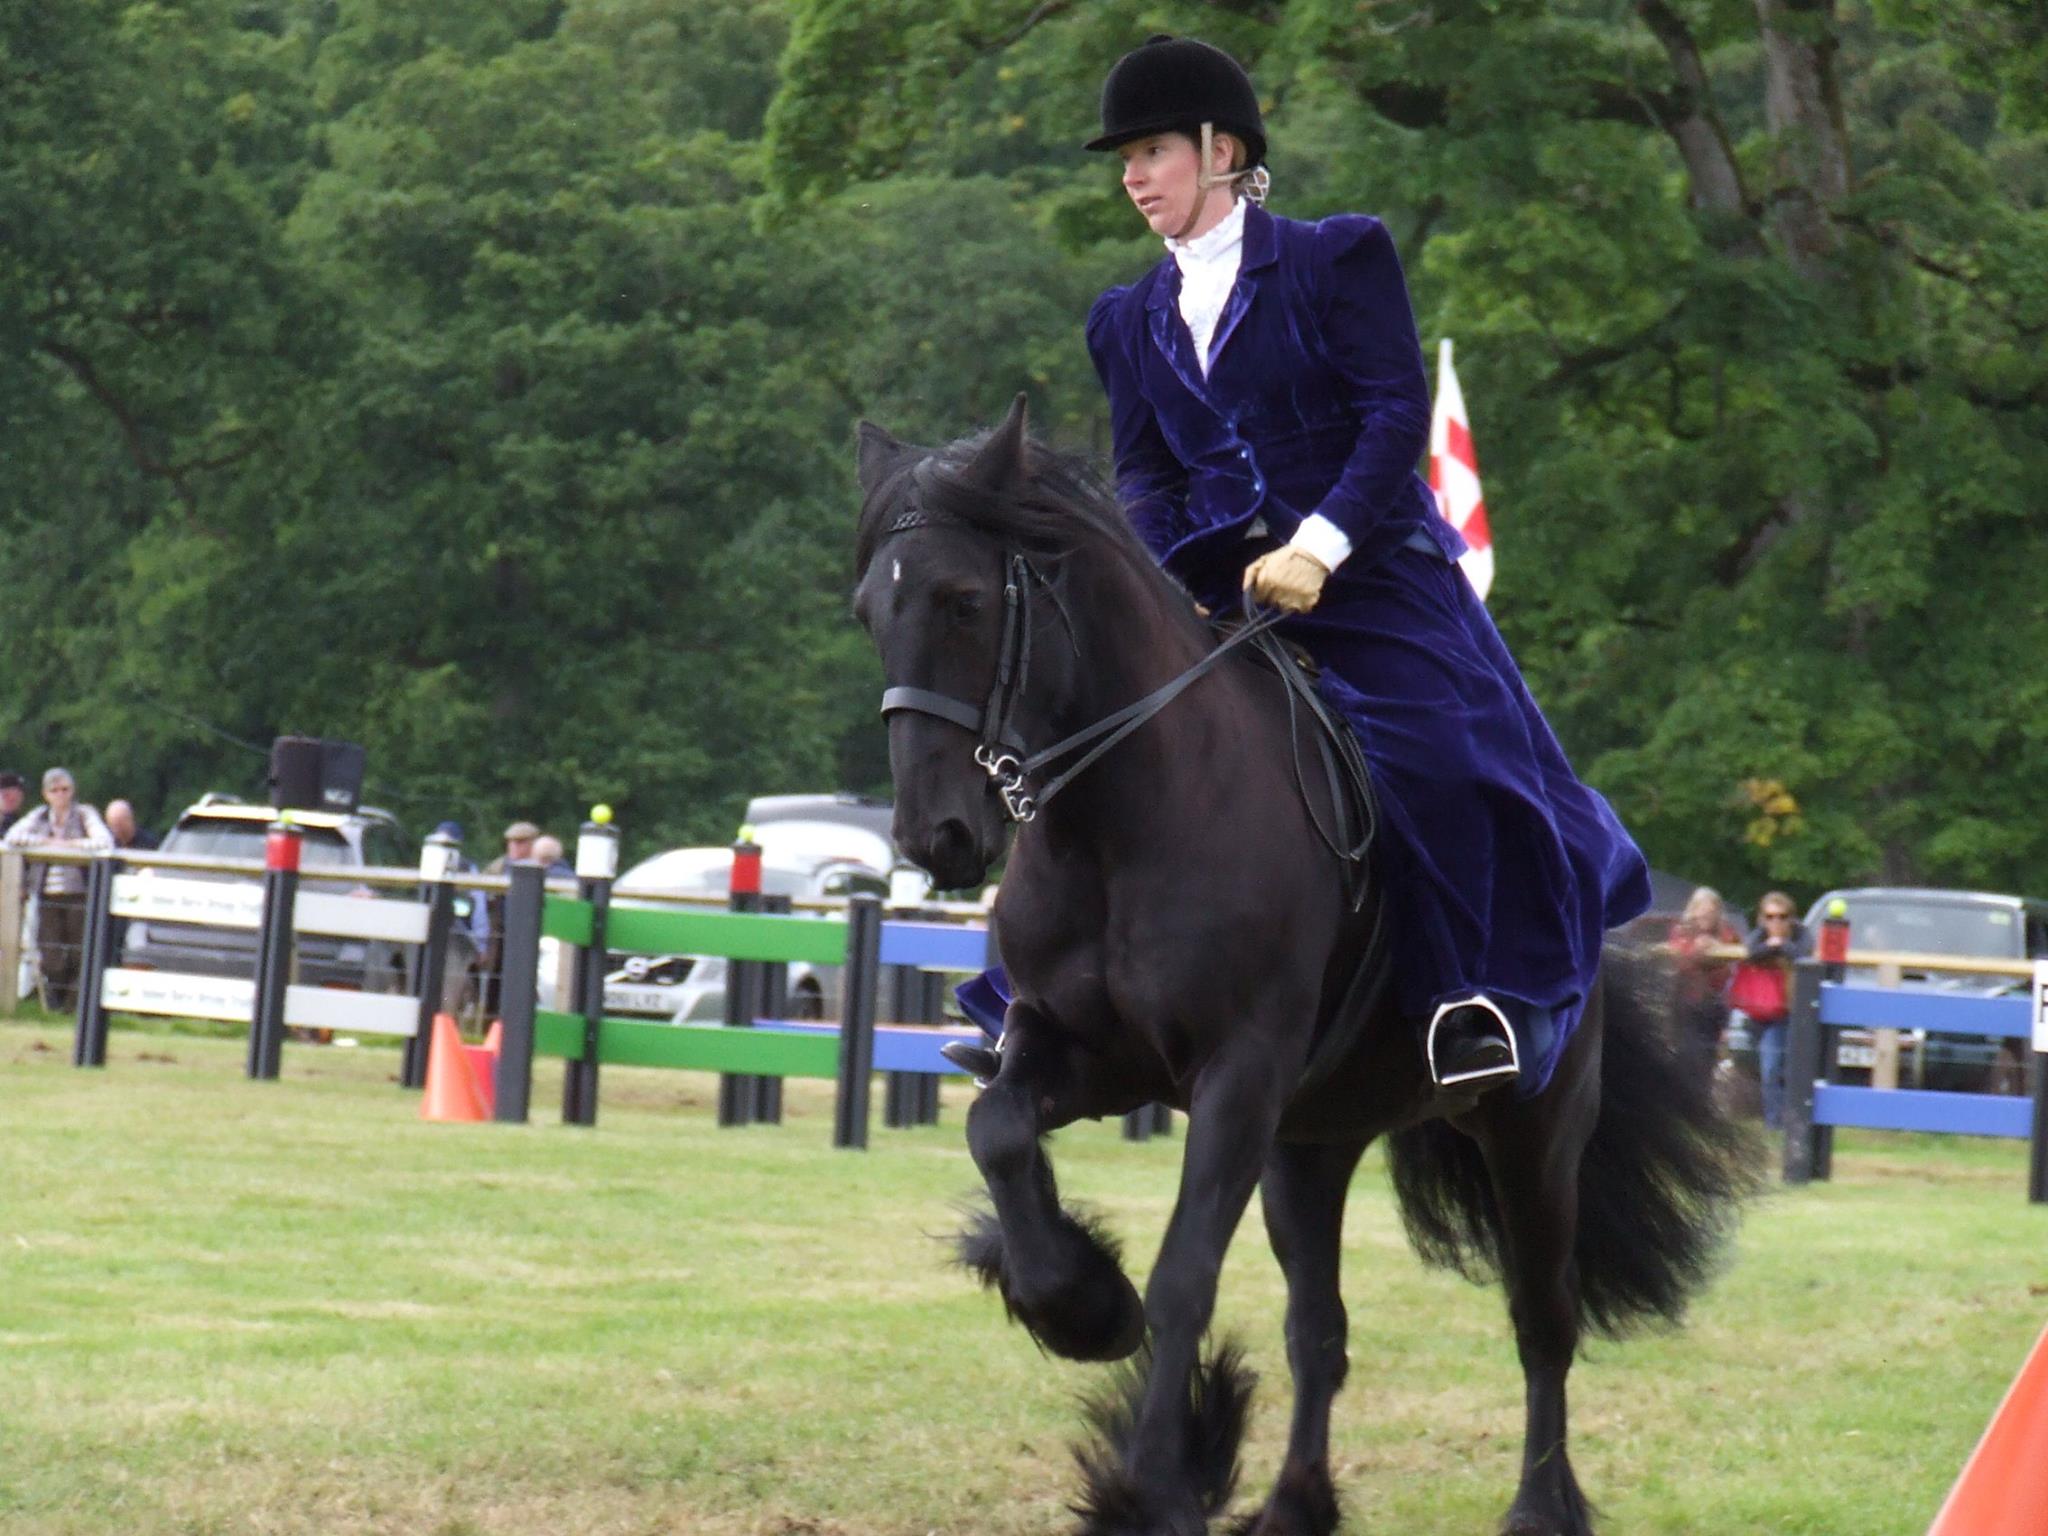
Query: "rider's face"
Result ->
[[1119, 134, 1205, 237]]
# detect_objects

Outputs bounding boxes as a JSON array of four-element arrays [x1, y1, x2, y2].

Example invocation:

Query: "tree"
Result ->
[[770, 0, 2048, 899]]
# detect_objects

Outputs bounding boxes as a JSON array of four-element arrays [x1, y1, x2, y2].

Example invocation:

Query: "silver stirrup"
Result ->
[[1426, 994, 1521, 1089]]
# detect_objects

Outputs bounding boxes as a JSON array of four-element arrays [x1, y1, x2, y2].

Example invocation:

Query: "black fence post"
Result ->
[[494, 862, 543, 1124], [1782, 960, 1823, 1185], [916, 965, 943, 1125], [833, 894, 882, 1150], [403, 828, 459, 1090], [752, 892, 788, 1124], [2028, 963, 2047, 1204], [71, 856, 115, 1068], [884, 949, 919, 1130], [246, 821, 301, 1081], [562, 816, 618, 1128], [717, 840, 762, 1129]]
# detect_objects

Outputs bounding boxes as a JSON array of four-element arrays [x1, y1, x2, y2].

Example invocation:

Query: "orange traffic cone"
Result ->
[[460, 1020, 504, 1119], [420, 1013, 488, 1123], [1927, 1320, 2048, 1535]]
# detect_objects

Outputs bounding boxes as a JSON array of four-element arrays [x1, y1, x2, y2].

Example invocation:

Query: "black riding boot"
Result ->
[[1427, 996, 1520, 1092]]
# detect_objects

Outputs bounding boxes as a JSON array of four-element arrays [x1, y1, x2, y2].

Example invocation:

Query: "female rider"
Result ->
[[1079, 35, 1652, 1094]]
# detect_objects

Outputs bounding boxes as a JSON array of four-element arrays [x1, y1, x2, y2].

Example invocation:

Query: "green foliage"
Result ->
[[3, 1, 2044, 908], [769, 0, 2048, 904]]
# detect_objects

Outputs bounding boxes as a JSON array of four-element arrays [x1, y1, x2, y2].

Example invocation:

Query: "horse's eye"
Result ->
[[949, 590, 984, 623]]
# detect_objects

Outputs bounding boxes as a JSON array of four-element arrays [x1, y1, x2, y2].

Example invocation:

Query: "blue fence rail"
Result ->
[[1782, 962, 2048, 1203]]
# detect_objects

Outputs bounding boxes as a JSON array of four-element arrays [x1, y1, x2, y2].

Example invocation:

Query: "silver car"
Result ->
[[601, 847, 891, 1022]]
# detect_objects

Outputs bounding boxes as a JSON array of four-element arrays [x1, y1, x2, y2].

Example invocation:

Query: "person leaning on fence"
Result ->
[[2, 769, 114, 1011], [103, 799, 160, 852], [1726, 891, 1813, 1130]]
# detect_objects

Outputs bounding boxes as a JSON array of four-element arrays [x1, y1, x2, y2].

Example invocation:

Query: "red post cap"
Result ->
[[266, 822, 303, 873], [729, 841, 762, 896]]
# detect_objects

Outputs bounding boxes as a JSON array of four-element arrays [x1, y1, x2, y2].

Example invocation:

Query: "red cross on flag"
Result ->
[[1428, 339, 1493, 601]]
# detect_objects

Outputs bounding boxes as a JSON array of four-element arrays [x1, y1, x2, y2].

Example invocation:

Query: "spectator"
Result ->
[[1727, 891, 1813, 1130], [2, 769, 114, 1010], [429, 821, 490, 1014], [531, 833, 574, 879], [102, 799, 160, 963], [482, 820, 541, 1013], [1667, 886, 1739, 1084], [104, 799, 160, 852], [431, 820, 491, 947], [0, 771, 25, 836]]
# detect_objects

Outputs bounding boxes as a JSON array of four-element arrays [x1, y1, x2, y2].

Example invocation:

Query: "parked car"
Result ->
[[1726, 887, 2047, 1093], [119, 795, 480, 1009], [601, 846, 891, 1023], [742, 791, 929, 899]]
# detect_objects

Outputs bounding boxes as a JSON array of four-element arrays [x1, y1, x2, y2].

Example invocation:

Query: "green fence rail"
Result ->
[[541, 894, 848, 966], [533, 1009, 841, 1078]]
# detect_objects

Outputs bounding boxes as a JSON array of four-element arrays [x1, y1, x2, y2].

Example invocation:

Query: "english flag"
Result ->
[[1428, 339, 1493, 601]]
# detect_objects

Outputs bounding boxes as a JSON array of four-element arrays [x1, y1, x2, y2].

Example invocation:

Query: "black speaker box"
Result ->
[[268, 736, 366, 813]]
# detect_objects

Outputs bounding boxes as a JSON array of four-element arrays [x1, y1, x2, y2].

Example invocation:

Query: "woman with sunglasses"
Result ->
[[1729, 893, 1813, 1128]]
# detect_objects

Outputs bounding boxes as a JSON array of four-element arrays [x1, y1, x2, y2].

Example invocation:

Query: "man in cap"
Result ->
[[2, 769, 114, 1009], [0, 772, 25, 837], [482, 820, 543, 1013]]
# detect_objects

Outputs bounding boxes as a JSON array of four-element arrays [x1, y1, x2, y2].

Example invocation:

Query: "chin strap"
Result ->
[[1170, 122, 1269, 241]]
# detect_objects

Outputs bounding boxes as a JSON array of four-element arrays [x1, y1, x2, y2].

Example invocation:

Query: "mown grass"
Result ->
[[2, 1016, 2043, 1535]]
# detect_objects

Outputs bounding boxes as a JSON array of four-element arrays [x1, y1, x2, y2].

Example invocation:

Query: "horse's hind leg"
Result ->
[[1470, 1050, 1601, 1536], [961, 1001, 1146, 1363], [1232, 1138, 1368, 1536]]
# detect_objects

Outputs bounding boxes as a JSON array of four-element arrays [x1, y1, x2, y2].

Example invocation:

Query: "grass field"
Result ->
[[2, 1015, 2043, 1536]]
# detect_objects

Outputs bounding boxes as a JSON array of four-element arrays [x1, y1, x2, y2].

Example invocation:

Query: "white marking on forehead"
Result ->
[[892, 558, 902, 584]]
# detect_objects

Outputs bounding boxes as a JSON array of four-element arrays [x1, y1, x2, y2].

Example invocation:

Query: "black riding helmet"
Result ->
[[1083, 34, 1266, 169]]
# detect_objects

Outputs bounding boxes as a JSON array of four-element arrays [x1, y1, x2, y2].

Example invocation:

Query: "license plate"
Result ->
[[604, 985, 674, 1016], [1837, 1043, 1877, 1068]]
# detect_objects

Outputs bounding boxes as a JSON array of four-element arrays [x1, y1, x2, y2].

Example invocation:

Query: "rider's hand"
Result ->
[[1243, 546, 1330, 613]]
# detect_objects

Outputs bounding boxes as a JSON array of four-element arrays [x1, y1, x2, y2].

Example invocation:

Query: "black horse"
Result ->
[[852, 398, 1751, 1536]]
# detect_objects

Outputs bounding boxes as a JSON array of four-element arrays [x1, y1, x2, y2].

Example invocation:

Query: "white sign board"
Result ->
[[102, 967, 254, 1023], [2034, 960, 2048, 1053], [111, 874, 262, 930]]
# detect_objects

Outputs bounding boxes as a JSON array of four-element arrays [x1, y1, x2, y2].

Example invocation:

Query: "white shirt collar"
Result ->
[[1165, 197, 1247, 268]]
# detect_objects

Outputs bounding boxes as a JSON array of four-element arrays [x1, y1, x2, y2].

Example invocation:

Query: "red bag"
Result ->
[[1727, 961, 1789, 1023]]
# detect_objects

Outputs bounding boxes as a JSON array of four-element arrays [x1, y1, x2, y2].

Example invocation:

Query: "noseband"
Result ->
[[874, 508, 1286, 823]]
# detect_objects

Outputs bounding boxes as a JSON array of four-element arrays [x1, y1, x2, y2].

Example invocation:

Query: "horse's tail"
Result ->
[[1384, 946, 1759, 1338]]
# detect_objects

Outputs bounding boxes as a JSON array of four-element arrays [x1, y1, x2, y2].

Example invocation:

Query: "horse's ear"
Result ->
[[963, 393, 1029, 495], [856, 420, 907, 495]]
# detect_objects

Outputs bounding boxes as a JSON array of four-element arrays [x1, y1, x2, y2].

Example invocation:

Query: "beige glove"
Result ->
[[1243, 546, 1331, 613]]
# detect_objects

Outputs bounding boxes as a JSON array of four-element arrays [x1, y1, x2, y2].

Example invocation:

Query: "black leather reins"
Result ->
[[873, 508, 1377, 909]]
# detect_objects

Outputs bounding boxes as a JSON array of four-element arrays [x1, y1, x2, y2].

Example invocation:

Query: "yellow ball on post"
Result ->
[[590, 803, 613, 826]]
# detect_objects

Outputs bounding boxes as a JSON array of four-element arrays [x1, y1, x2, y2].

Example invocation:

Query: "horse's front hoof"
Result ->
[[1019, 1209, 1145, 1361], [956, 1204, 1145, 1362]]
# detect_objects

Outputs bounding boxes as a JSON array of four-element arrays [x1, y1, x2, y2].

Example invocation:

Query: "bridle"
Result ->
[[874, 507, 1287, 824]]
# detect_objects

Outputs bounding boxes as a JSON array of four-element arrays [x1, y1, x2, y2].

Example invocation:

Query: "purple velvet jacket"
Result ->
[[1071, 201, 1653, 1094], [1085, 204, 1462, 604]]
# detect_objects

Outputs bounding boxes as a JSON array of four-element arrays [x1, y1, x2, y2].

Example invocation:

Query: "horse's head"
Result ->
[[852, 396, 1070, 891]]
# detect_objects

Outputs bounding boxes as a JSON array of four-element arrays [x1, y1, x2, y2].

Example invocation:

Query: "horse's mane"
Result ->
[[855, 428, 1206, 642]]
